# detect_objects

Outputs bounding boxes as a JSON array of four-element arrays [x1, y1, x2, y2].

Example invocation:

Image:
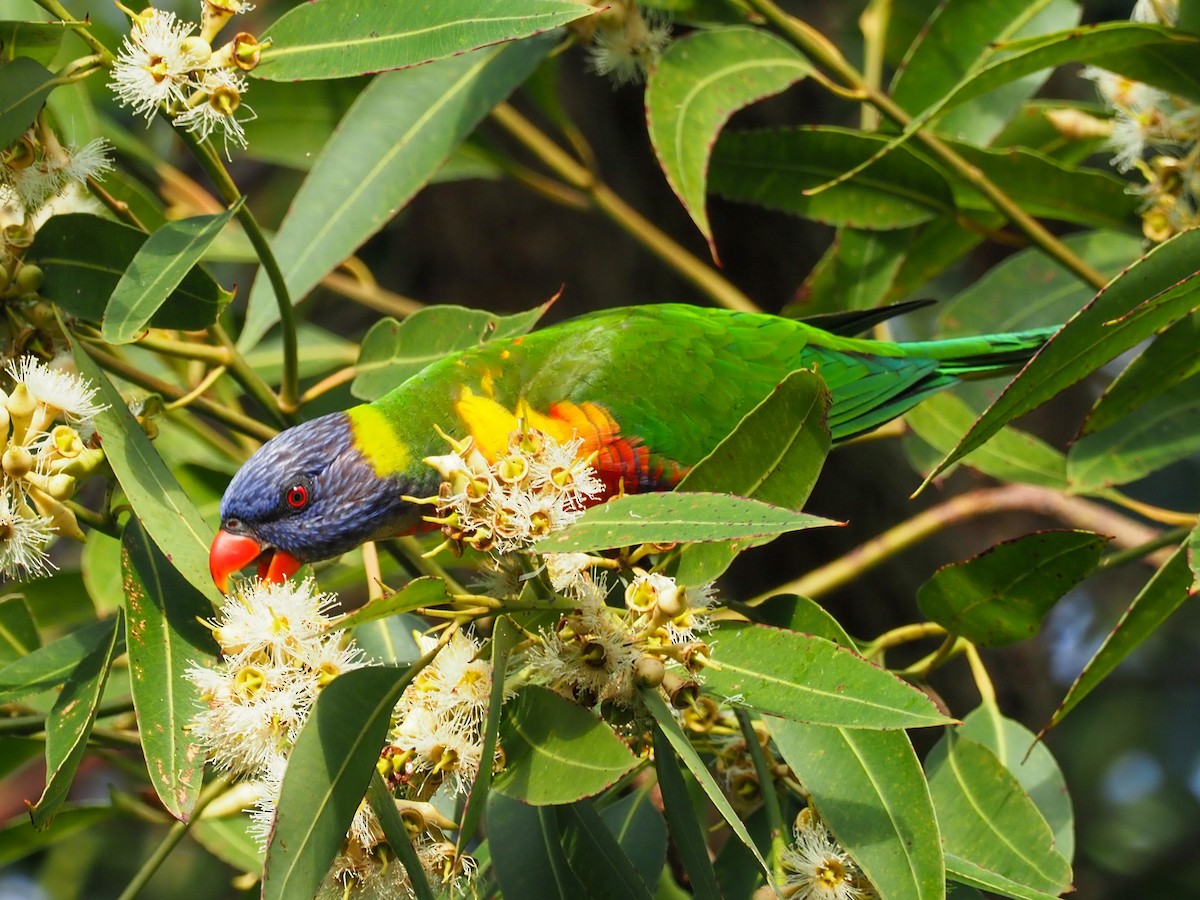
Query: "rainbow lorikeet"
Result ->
[[209, 303, 1052, 591]]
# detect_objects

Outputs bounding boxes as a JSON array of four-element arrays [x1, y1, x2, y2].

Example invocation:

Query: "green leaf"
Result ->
[[32, 215, 233, 331], [890, 0, 1080, 144], [367, 772, 436, 900], [28, 612, 122, 829], [702, 623, 953, 729], [787, 227, 913, 317], [255, 0, 594, 81], [241, 39, 552, 350], [536, 492, 839, 553], [492, 685, 638, 805], [240, 77, 368, 169], [928, 228, 1200, 479], [709, 127, 956, 229], [487, 792, 586, 899], [905, 393, 1069, 490], [0, 595, 39, 664], [917, 531, 1108, 646], [333, 576, 452, 630], [456, 616, 520, 857], [641, 687, 770, 878], [559, 801, 656, 899], [771, 721, 945, 900], [926, 733, 1072, 899], [0, 617, 118, 705], [1068, 372, 1200, 491], [595, 791, 668, 893], [938, 230, 1144, 335], [350, 301, 552, 400], [0, 21, 67, 66], [101, 202, 241, 345], [652, 725, 721, 900], [645, 26, 809, 254], [70, 337, 224, 606], [960, 704, 1074, 862], [0, 56, 53, 150], [121, 518, 219, 821], [0, 805, 112, 867], [1044, 543, 1193, 733], [674, 369, 831, 585], [943, 142, 1138, 231], [1082, 312, 1200, 436], [192, 813, 264, 874], [1191, 520, 1200, 592], [263, 665, 418, 900], [352, 611, 424, 666]]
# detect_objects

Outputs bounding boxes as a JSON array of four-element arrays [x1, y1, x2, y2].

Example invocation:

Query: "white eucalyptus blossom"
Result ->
[[110, 10, 210, 120], [778, 809, 874, 900], [0, 488, 53, 580]]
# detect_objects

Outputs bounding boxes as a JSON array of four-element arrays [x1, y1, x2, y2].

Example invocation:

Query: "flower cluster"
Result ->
[[1084, 0, 1200, 240], [109, 2, 267, 157], [578, 0, 672, 86], [419, 423, 603, 556], [524, 562, 714, 711], [778, 807, 875, 900], [0, 356, 106, 581]]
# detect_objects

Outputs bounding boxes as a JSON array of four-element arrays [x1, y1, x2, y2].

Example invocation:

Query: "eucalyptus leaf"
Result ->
[[256, 0, 594, 81], [652, 725, 721, 899], [710, 127, 956, 229], [28, 611, 122, 829], [101, 202, 241, 344], [241, 39, 553, 350], [1043, 544, 1193, 733], [558, 800, 656, 899], [487, 792, 586, 899], [702, 623, 953, 729], [351, 301, 552, 401], [0, 805, 112, 867], [0, 56, 54, 150], [0, 595, 38, 664], [492, 685, 638, 805], [917, 530, 1108, 646], [333, 576, 452, 630], [33, 215, 233, 331], [0, 616, 119, 705], [0, 21, 67, 66], [645, 26, 810, 253], [121, 518, 218, 821]]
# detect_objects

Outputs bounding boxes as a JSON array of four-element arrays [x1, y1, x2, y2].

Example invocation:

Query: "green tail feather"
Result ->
[[900, 326, 1058, 376]]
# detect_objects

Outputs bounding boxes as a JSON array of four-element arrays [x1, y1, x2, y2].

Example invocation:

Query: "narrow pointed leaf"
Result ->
[[703, 623, 953, 729], [487, 792, 586, 898], [558, 801, 656, 899], [32, 215, 233, 331], [929, 228, 1200, 479], [675, 369, 831, 585], [926, 733, 1072, 898], [492, 685, 638, 805], [263, 665, 419, 900], [351, 301, 552, 401], [0, 57, 54, 150], [0, 806, 112, 867], [241, 38, 554, 349], [0, 617, 118, 705], [917, 531, 1108, 647], [771, 721, 945, 900], [367, 772, 436, 900], [537, 492, 839, 553], [646, 26, 810, 253], [710, 127, 956, 229], [1044, 544, 1193, 732], [1068, 373, 1200, 491], [28, 612, 122, 829], [191, 814, 263, 874], [456, 616, 520, 854], [652, 725, 721, 900], [787, 227, 913, 317], [333, 576, 452, 630], [70, 338, 223, 606], [961, 705, 1074, 861], [101, 202, 241, 344], [121, 518, 219, 821], [1082, 311, 1200, 436], [0, 22, 67, 66], [255, 0, 594, 81], [595, 792, 668, 893], [641, 687, 770, 878]]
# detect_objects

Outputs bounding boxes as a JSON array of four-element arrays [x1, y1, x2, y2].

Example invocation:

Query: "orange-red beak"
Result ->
[[209, 529, 303, 593]]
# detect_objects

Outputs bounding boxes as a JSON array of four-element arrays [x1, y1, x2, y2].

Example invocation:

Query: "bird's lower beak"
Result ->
[[209, 529, 303, 593]]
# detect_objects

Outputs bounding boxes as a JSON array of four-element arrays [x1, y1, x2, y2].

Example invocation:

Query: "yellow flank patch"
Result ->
[[346, 404, 410, 474], [454, 389, 574, 461]]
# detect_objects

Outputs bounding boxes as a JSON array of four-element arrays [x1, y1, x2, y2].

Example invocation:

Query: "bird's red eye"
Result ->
[[286, 484, 308, 509]]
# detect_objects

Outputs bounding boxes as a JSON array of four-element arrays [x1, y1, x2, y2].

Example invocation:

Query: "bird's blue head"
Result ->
[[209, 411, 423, 592]]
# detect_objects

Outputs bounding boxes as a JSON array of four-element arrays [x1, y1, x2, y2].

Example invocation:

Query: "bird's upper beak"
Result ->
[[209, 529, 303, 593]]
